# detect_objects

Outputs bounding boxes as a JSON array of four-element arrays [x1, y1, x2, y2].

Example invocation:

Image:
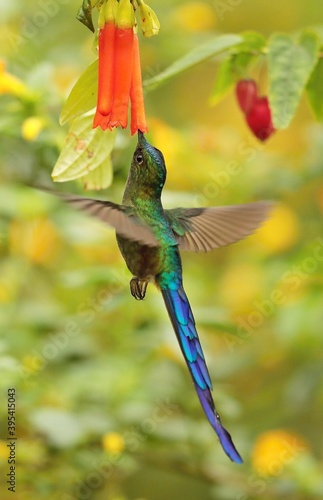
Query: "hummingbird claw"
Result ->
[[130, 277, 148, 300]]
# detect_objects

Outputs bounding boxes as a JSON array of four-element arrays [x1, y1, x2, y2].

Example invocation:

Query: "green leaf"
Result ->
[[60, 60, 98, 125], [232, 50, 257, 75], [268, 31, 320, 129], [209, 32, 267, 107], [77, 0, 95, 33], [209, 57, 234, 106], [236, 31, 267, 53], [231, 31, 267, 76], [306, 57, 323, 121], [52, 113, 116, 188], [81, 159, 113, 190], [144, 34, 243, 91]]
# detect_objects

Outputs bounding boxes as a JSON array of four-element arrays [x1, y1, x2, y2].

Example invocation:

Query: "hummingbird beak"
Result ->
[[137, 130, 146, 147]]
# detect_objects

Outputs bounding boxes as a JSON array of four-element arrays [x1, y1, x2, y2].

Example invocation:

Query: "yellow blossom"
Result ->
[[172, 2, 217, 32], [0, 60, 27, 97], [9, 218, 60, 265], [252, 429, 309, 476], [220, 263, 263, 313], [255, 204, 299, 254], [22, 117, 44, 142], [102, 432, 125, 454], [21, 355, 44, 375], [148, 118, 186, 190]]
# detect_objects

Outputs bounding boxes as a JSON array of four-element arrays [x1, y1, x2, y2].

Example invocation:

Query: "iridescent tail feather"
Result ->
[[160, 284, 243, 464]]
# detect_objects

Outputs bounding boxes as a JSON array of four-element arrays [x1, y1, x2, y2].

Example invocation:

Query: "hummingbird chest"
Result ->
[[116, 234, 165, 279]]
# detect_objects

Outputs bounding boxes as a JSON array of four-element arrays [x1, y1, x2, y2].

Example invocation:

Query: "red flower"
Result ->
[[93, 0, 148, 135], [246, 97, 275, 142], [236, 79, 275, 142], [236, 79, 258, 115]]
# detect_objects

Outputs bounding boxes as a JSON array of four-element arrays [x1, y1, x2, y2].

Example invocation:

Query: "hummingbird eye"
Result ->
[[136, 153, 144, 165]]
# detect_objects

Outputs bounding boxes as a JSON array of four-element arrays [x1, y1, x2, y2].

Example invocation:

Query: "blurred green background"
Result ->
[[1, 1, 323, 499]]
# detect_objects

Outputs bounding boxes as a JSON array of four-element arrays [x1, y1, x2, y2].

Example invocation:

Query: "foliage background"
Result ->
[[1, 0, 323, 499]]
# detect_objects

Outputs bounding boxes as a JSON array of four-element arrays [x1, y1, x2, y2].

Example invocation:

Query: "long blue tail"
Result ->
[[160, 285, 243, 464]]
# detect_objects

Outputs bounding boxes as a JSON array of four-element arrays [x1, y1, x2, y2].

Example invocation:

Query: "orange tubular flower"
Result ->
[[109, 24, 134, 128], [130, 33, 148, 135], [93, 0, 117, 130], [93, 0, 148, 134], [93, 21, 116, 128]]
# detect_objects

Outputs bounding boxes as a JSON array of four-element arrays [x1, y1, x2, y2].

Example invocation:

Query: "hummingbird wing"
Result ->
[[158, 281, 243, 464], [166, 201, 272, 252], [54, 193, 159, 247]]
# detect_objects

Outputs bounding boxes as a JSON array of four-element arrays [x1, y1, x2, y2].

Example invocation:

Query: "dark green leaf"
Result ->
[[77, 0, 95, 33]]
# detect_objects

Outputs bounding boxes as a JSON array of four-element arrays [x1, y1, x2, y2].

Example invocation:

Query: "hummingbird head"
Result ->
[[130, 132, 167, 197]]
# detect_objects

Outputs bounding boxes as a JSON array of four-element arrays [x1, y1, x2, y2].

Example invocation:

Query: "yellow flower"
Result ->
[[9, 218, 60, 265], [149, 118, 182, 167], [252, 429, 309, 477], [102, 432, 125, 454], [220, 263, 263, 313], [21, 355, 44, 375], [0, 60, 27, 97], [172, 2, 217, 32], [255, 204, 299, 254], [149, 118, 191, 189], [22, 117, 44, 142]]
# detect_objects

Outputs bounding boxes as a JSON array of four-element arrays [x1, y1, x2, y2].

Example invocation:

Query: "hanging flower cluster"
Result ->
[[93, 0, 159, 135], [236, 79, 275, 142]]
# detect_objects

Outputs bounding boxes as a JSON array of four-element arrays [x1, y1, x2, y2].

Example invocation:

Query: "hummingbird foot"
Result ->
[[130, 277, 149, 300]]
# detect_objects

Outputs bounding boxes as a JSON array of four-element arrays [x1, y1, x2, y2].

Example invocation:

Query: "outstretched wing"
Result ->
[[166, 201, 272, 252], [53, 193, 160, 247]]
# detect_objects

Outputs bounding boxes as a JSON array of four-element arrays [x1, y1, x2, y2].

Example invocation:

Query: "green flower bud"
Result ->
[[137, 0, 160, 37]]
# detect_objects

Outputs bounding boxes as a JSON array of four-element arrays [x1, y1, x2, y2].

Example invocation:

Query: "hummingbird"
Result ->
[[58, 131, 271, 463]]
